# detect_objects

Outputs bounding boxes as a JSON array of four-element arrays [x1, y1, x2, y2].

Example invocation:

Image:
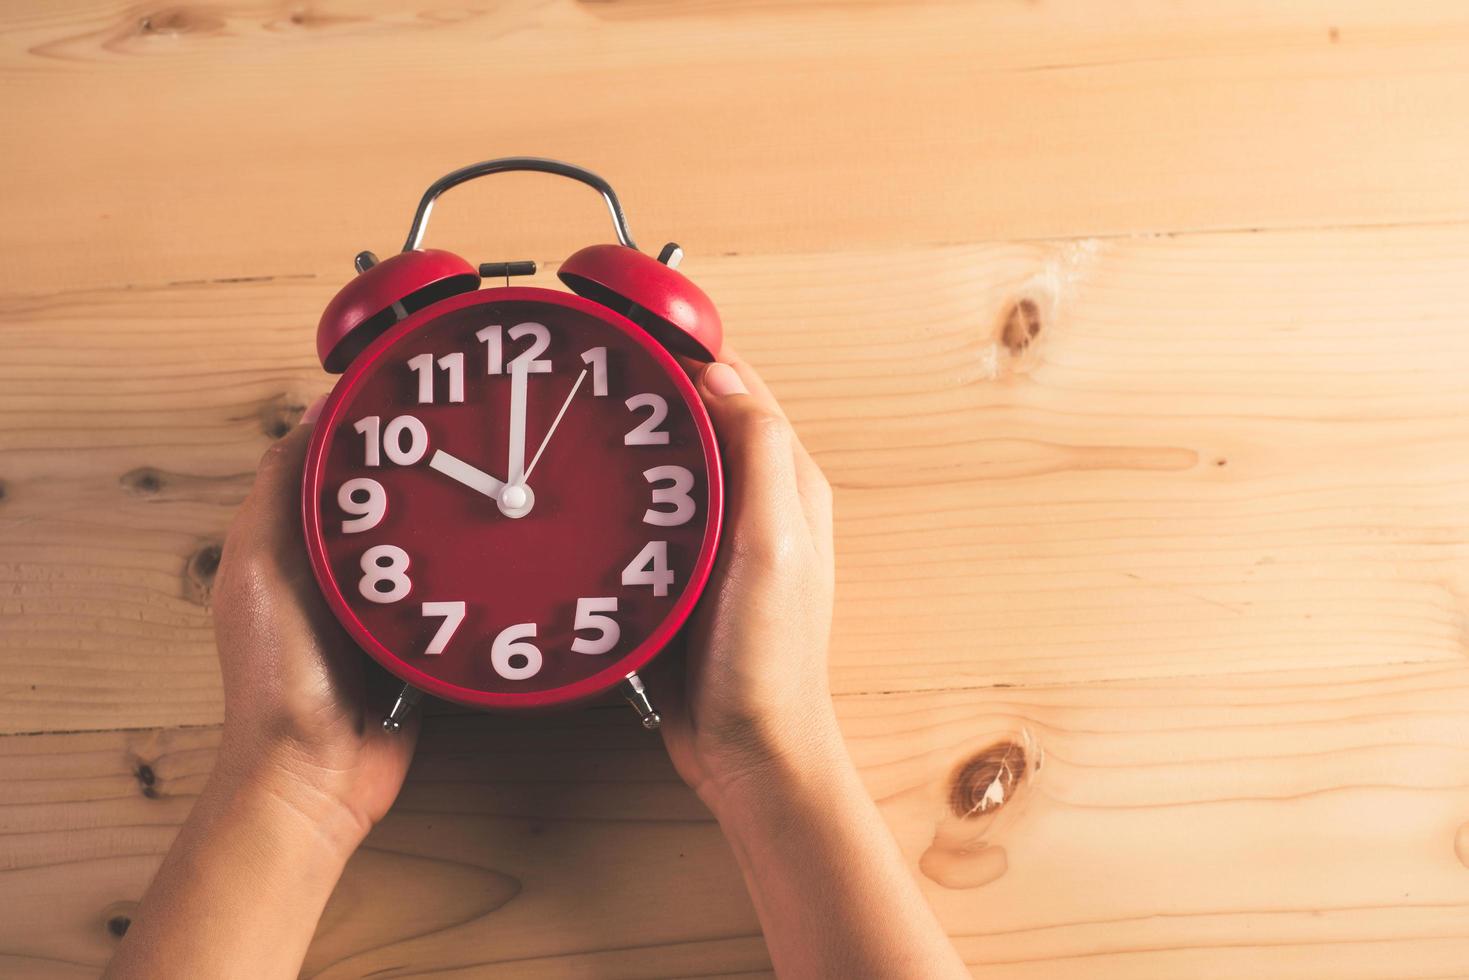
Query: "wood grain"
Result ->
[[4, 662, 1469, 978], [6, 226, 1469, 732], [3, 2, 1469, 290], [5, 0, 1469, 975]]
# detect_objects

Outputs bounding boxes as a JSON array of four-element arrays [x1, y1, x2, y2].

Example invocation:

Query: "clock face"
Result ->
[[303, 287, 722, 709]]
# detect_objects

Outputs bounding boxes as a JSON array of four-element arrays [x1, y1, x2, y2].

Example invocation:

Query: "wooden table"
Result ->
[[5, 2, 1469, 976]]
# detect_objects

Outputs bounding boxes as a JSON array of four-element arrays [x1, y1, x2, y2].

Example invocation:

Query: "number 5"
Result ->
[[571, 597, 620, 655]]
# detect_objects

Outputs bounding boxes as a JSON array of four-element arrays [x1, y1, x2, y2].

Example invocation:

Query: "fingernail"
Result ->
[[301, 396, 327, 425], [703, 362, 747, 397]]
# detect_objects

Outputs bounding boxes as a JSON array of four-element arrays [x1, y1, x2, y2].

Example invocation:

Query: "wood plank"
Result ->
[[4, 2, 1469, 289], [6, 224, 1469, 732], [3, 661, 1468, 978]]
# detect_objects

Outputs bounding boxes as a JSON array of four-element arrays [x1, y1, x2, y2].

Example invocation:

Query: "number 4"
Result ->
[[621, 541, 674, 597]]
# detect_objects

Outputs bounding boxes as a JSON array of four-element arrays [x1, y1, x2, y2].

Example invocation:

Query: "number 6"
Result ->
[[491, 623, 542, 680]]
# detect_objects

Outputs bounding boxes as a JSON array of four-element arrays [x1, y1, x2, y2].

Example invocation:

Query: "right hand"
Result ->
[[656, 350, 841, 809]]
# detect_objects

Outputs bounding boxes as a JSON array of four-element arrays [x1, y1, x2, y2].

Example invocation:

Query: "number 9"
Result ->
[[338, 478, 386, 533]]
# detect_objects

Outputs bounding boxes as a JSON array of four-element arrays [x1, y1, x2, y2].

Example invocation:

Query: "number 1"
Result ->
[[581, 347, 608, 397], [408, 352, 464, 404]]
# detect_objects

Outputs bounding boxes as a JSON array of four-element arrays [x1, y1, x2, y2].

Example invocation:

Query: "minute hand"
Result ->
[[506, 361, 529, 487], [523, 368, 588, 483]]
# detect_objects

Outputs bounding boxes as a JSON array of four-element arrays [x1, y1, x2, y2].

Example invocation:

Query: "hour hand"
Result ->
[[429, 449, 533, 518], [428, 450, 506, 499]]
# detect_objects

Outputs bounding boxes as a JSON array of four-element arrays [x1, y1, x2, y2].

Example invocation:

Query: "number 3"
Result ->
[[642, 465, 695, 527]]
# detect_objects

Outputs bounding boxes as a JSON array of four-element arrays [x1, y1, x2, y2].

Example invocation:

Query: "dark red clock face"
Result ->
[[303, 287, 722, 709]]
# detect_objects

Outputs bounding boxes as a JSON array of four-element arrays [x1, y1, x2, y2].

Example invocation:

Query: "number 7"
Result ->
[[421, 601, 466, 655]]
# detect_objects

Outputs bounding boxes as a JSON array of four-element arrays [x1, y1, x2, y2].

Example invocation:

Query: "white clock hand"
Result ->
[[507, 361, 529, 488], [428, 450, 507, 499], [523, 368, 588, 482]]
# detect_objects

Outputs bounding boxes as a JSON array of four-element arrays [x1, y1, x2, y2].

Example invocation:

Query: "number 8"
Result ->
[[359, 544, 411, 604]]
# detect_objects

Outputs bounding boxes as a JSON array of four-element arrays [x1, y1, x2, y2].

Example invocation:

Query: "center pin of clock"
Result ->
[[498, 482, 534, 518]]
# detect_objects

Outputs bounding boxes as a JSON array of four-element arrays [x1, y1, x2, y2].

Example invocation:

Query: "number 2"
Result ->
[[477, 323, 552, 374], [624, 393, 669, 445]]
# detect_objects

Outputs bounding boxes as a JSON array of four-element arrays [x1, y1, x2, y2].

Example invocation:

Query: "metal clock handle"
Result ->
[[402, 156, 638, 254]]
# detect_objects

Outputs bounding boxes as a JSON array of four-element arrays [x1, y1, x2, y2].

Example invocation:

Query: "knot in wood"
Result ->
[[950, 740, 1027, 819]]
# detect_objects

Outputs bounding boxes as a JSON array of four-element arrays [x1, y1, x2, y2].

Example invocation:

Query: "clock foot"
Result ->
[[382, 684, 423, 733], [620, 673, 661, 731]]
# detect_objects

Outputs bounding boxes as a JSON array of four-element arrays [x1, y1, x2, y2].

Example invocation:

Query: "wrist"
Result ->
[[697, 710, 855, 821], [107, 743, 357, 979], [206, 739, 371, 864]]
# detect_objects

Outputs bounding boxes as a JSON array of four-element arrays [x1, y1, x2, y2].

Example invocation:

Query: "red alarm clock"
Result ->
[[302, 158, 724, 733]]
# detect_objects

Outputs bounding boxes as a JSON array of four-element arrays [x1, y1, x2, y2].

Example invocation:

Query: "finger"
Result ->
[[233, 396, 327, 545], [678, 344, 783, 417], [220, 399, 326, 603], [700, 351, 833, 551], [695, 362, 806, 563], [792, 447, 834, 563], [716, 344, 784, 416]]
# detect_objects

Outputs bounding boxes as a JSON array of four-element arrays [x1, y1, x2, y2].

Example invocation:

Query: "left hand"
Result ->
[[209, 401, 418, 850]]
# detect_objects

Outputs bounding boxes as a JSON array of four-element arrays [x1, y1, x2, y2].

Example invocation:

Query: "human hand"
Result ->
[[209, 403, 418, 853], [655, 350, 841, 811]]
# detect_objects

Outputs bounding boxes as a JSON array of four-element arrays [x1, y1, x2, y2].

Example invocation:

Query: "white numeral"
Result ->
[[353, 416, 381, 466], [354, 415, 428, 466], [439, 352, 465, 402], [421, 601, 465, 655], [643, 465, 695, 527], [621, 541, 674, 597], [491, 622, 542, 679], [476, 324, 502, 373], [407, 352, 465, 404], [338, 477, 386, 533], [581, 347, 608, 396], [407, 353, 434, 403], [477, 322, 552, 374], [383, 416, 428, 465], [359, 544, 410, 604], [571, 597, 620, 655], [625, 393, 670, 445]]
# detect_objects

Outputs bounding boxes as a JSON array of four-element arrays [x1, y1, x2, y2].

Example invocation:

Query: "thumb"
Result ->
[[695, 362, 802, 558]]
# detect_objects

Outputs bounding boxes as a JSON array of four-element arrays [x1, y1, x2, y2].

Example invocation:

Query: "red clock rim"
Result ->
[[301, 285, 725, 710]]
